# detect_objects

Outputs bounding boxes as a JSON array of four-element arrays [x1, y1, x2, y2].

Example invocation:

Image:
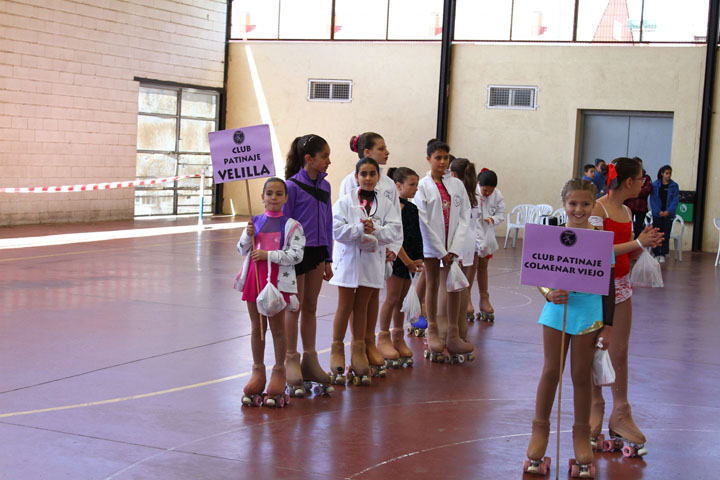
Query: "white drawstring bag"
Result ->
[[478, 231, 499, 258], [592, 338, 616, 386], [446, 259, 470, 292], [256, 258, 287, 317], [401, 273, 422, 322], [630, 249, 664, 288], [286, 294, 299, 312]]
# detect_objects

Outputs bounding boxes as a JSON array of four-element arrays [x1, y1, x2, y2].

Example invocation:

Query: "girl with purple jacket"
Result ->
[[282, 134, 335, 397]]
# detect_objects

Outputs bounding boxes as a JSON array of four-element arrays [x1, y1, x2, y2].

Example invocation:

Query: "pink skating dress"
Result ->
[[242, 210, 292, 303]]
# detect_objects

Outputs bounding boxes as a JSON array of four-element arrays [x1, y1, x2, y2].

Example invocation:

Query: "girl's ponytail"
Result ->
[[285, 134, 328, 179], [450, 157, 478, 207]]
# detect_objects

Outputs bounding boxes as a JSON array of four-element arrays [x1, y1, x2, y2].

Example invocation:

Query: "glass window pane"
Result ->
[[179, 119, 214, 153], [334, 0, 388, 40], [388, 0, 444, 40], [181, 91, 218, 119], [231, 0, 280, 39], [577, 0, 642, 42], [136, 153, 177, 178], [511, 0, 575, 41], [455, 0, 512, 41], [279, 0, 332, 39], [640, 0, 709, 42], [138, 87, 177, 115], [137, 116, 177, 151]]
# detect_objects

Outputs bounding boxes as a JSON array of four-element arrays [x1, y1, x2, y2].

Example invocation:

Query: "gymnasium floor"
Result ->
[[1, 216, 718, 479]]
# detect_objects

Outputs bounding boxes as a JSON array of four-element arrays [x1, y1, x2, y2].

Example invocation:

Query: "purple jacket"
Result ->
[[283, 168, 333, 261]]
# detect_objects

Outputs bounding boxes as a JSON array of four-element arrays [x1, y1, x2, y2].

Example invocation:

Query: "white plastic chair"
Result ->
[[534, 204, 553, 224], [551, 207, 568, 226], [669, 216, 685, 261], [714, 217, 720, 267], [504, 204, 537, 248]]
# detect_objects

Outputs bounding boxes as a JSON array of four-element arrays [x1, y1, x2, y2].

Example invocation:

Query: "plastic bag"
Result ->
[[446, 259, 470, 292], [401, 273, 422, 322], [384, 260, 393, 280], [286, 294, 299, 312], [592, 343, 616, 386], [630, 249, 663, 288], [478, 232, 499, 258], [360, 233, 378, 252], [256, 258, 287, 316]]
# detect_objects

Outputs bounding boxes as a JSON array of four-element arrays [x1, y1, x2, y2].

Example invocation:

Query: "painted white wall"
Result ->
[[0, 0, 227, 225]]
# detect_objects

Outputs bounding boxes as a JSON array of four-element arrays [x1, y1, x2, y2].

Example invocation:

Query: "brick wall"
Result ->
[[0, 0, 226, 225]]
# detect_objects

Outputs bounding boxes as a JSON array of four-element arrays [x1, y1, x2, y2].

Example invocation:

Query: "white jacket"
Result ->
[[414, 172, 470, 260], [235, 218, 305, 294], [330, 192, 402, 289], [339, 168, 402, 255], [475, 187, 506, 257], [461, 200, 480, 265]]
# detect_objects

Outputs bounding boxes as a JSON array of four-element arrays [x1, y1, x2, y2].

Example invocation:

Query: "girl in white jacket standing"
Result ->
[[449, 157, 479, 333], [415, 139, 474, 363], [473, 169, 505, 322], [339, 132, 403, 375], [330, 158, 402, 385]]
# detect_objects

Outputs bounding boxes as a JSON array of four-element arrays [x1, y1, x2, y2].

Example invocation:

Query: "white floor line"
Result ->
[[0, 222, 247, 250]]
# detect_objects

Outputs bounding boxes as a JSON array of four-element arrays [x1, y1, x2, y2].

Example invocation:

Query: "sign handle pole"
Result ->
[[555, 301, 568, 480], [245, 180, 266, 341]]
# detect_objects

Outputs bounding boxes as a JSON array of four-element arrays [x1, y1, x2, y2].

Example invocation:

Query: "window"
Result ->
[[307, 79, 353, 102], [487, 86, 538, 110], [511, 0, 575, 41], [455, 0, 513, 41], [231, 0, 280, 39], [334, 0, 389, 40], [387, 0, 444, 40], [135, 85, 219, 216], [279, 0, 332, 39]]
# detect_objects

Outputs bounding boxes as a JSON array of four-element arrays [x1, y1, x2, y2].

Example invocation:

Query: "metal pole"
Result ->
[[693, 0, 719, 251], [436, 0, 457, 142]]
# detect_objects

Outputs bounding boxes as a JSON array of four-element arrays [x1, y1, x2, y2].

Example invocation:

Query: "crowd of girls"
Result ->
[[234, 134, 660, 478]]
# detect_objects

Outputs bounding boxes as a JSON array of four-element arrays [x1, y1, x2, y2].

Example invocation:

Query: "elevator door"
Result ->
[[580, 111, 673, 181]]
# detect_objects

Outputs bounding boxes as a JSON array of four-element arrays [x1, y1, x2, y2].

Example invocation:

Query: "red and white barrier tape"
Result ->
[[1, 174, 201, 193]]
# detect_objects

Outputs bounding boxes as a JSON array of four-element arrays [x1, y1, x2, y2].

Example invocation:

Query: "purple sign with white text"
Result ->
[[520, 223, 614, 295], [209, 124, 275, 184]]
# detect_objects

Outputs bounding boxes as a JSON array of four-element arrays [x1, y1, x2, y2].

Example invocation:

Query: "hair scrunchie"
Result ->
[[480, 168, 489, 173], [606, 163, 618, 189], [352, 135, 359, 152]]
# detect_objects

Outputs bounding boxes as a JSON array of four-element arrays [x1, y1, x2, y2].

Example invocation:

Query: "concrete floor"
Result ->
[[1, 216, 718, 479]]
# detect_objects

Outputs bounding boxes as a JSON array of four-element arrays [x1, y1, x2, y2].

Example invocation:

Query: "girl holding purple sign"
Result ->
[[524, 178, 615, 477], [235, 177, 306, 408], [588, 157, 663, 457], [282, 134, 335, 397]]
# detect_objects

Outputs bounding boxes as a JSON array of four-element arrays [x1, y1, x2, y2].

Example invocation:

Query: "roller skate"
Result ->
[[407, 315, 427, 337], [423, 319, 447, 363], [603, 403, 647, 457], [241, 364, 266, 407], [347, 340, 371, 386], [377, 331, 401, 368], [568, 424, 595, 478], [284, 352, 306, 397], [589, 397, 605, 452], [264, 365, 290, 408], [366, 334, 388, 377], [301, 350, 335, 396], [466, 309, 475, 323], [523, 420, 551, 475], [478, 291, 495, 322], [328, 340, 347, 385], [446, 322, 475, 364], [391, 328, 413, 367]]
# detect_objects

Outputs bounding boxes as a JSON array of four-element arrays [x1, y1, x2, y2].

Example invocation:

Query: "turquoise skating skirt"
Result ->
[[538, 291, 603, 335]]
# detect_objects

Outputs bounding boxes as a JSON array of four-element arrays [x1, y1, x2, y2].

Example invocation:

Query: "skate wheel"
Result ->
[[602, 439, 614, 452], [522, 460, 530, 473], [457, 354, 465, 364], [253, 395, 263, 406], [406, 358, 413, 367], [361, 376, 371, 385], [241, 396, 251, 406], [278, 396, 285, 408], [352, 376, 360, 386], [264, 397, 275, 407], [423, 350, 429, 359], [636, 446, 647, 457], [325, 385, 335, 394], [570, 463, 579, 476], [285, 393, 291, 405], [621, 445, 634, 457]]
